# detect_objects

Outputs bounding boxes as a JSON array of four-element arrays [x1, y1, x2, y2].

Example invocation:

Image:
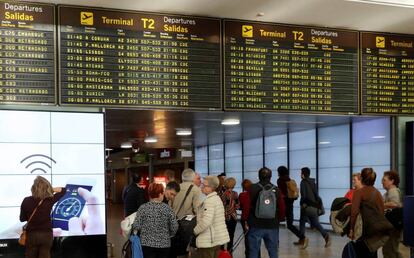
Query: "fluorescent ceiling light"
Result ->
[[105, 148, 113, 151], [277, 146, 287, 150], [221, 118, 240, 125], [176, 129, 192, 136], [144, 136, 158, 143], [345, 0, 414, 8], [372, 135, 386, 139], [319, 141, 331, 145], [120, 142, 132, 148]]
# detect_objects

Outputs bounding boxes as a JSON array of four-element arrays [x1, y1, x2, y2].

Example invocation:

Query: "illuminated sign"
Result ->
[[224, 20, 359, 114], [58, 6, 221, 110]]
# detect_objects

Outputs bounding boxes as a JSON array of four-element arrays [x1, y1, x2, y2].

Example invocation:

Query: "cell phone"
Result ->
[[51, 183, 93, 230]]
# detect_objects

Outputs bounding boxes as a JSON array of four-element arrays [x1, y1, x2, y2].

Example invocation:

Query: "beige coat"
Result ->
[[193, 192, 230, 248], [172, 182, 201, 219]]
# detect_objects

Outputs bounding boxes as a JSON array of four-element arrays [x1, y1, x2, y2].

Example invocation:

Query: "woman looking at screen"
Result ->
[[20, 176, 66, 258]]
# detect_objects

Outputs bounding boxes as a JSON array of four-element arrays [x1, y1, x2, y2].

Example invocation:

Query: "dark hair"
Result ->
[[218, 172, 226, 177], [361, 167, 376, 186], [131, 171, 142, 184], [258, 167, 272, 181], [277, 166, 289, 177], [241, 179, 252, 191], [301, 167, 311, 178], [148, 183, 164, 199], [166, 181, 180, 193], [383, 170, 400, 187]]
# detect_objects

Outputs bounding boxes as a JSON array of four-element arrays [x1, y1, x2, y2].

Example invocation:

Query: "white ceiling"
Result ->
[[30, 0, 414, 34]]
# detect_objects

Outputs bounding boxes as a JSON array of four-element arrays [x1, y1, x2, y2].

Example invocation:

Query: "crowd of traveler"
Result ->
[[119, 166, 405, 258]]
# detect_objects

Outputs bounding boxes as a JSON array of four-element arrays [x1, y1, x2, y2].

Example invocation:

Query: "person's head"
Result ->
[[301, 167, 311, 179], [352, 173, 363, 190], [361, 167, 376, 186], [277, 166, 289, 177], [181, 168, 195, 183], [148, 183, 164, 201], [382, 170, 400, 190], [202, 176, 219, 195], [258, 167, 272, 182], [193, 173, 201, 187], [131, 171, 142, 184], [165, 169, 176, 183], [217, 172, 226, 186], [224, 177, 236, 190], [165, 181, 180, 201], [241, 179, 252, 192], [31, 176, 53, 199]]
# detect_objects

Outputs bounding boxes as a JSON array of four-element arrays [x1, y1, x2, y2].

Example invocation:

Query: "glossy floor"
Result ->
[[107, 204, 410, 258]]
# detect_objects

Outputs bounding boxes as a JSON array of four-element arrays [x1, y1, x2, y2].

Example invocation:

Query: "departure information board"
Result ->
[[362, 32, 414, 115], [224, 20, 359, 114], [59, 6, 221, 110], [0, 1, 55, 105]]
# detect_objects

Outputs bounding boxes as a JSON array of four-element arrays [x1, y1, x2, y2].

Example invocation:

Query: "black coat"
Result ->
[[122, 183, 146, 217]]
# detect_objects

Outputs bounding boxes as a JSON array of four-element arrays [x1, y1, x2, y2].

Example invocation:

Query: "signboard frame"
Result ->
[[0, 0, 57, 106], [223, 19, 360, 115], [57, 5, 223, 111]]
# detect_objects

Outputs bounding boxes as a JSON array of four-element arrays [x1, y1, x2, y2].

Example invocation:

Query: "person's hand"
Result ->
[[68, 187, 104, 235], [54, 187, 104, 236], [244, 221, 249, 231], [348, 229, 354, 240]]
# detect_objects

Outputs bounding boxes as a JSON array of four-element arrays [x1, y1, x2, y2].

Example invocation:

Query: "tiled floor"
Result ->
[[107, 203, 410, 258]]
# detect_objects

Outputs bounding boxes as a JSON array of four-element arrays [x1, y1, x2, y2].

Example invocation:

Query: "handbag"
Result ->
[[120, 211, 137, 238], [121, 234, 143, 258], [385, 207, 403, 230], [19, 199, 43, 246]]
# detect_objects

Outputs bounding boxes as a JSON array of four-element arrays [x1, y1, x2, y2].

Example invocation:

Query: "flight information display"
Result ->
[[224, 20, 359, 114], [361, 32, 414, 115], [0, 1, 55, 105], [59, 6, 221, 110]]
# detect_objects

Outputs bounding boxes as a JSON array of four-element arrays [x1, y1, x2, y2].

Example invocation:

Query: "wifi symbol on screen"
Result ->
[[20, 154, 57, 174]]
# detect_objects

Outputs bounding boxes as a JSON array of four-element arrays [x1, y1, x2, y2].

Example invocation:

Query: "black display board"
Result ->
[[224, 20, 359, 114], [0, 1, 56, 105], [361, 32, 414, 115], [58, 6, 221, 110]]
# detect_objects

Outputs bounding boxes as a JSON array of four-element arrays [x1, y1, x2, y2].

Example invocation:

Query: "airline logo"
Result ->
[[80, 11, 94, 26], [376, 36, 385, 48], [242, 25, 253, 38]]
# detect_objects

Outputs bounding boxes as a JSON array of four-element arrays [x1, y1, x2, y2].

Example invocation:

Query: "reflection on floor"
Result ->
[[107, 203, 410, 258]]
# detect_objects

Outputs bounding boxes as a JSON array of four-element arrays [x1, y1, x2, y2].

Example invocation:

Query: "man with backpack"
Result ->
[[276, 166, 306, 246], [247, 167, 285, 258]]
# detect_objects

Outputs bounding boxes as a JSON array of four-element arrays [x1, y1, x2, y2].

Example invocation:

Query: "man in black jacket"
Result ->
[[248, 167, 285, 258], [298, 167, 331, 249], [122, 172, 146, 217]]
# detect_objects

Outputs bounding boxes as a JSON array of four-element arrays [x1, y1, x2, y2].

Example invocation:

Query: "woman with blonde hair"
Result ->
[[345, 173, 363, 201], [20, 176, 66, 258]]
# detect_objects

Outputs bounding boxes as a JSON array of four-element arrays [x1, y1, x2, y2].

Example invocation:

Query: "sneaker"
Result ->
[[324, 234, 331, 248], [301, 237, 309, 249]]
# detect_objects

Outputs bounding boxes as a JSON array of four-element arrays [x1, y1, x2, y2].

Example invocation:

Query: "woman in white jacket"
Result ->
[[193, 175, 230, 258]]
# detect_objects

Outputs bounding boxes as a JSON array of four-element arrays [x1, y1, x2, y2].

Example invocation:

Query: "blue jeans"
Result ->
[[248, 227, 279, 258], [299, 214, 328, 238]]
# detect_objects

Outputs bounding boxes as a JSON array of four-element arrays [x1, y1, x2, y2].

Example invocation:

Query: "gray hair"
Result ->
[[204, 176, 219, 190], [182, 168, 195, 182]]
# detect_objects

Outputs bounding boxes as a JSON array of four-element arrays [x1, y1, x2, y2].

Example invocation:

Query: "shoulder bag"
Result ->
[[19, 199, 43, 246], [172, 185, 197, 255]]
